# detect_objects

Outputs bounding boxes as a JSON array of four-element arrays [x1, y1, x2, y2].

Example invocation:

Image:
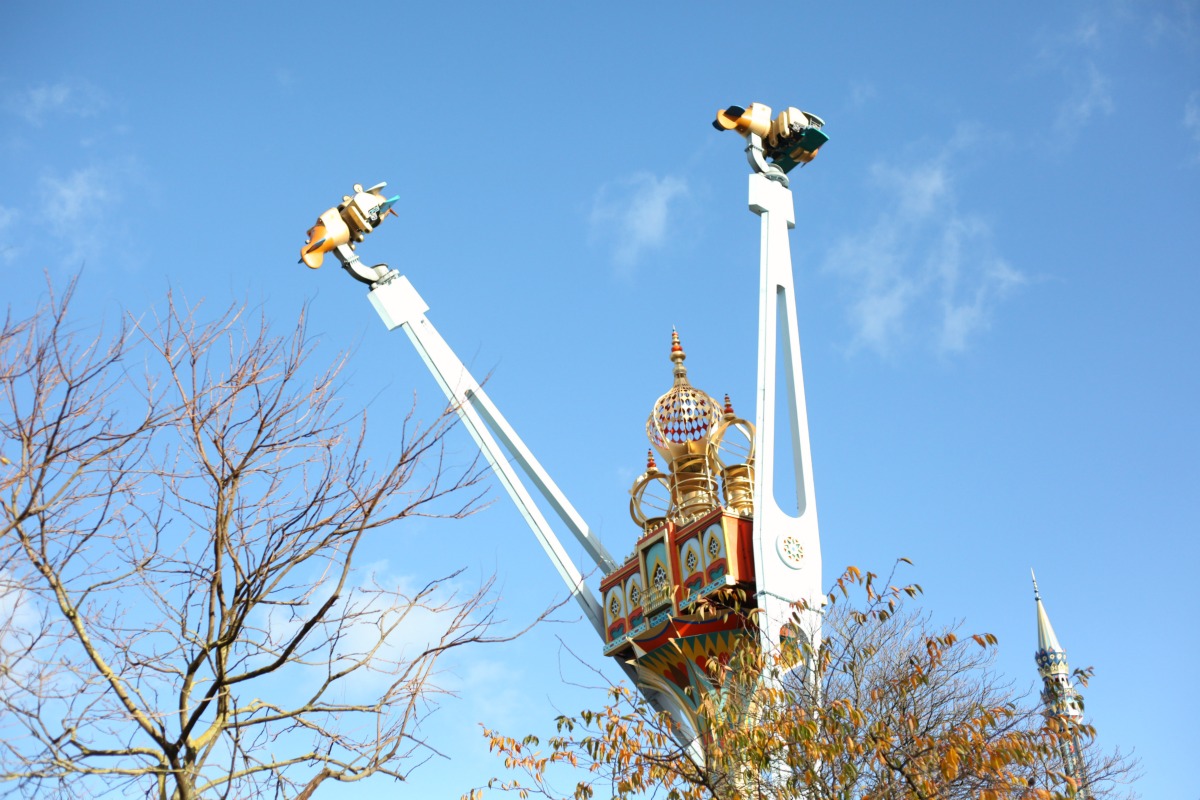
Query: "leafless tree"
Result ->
[[0, 282, 526, 799]]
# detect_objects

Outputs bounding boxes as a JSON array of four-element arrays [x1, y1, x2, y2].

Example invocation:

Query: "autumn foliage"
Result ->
[[469, 563, 1135, 800]]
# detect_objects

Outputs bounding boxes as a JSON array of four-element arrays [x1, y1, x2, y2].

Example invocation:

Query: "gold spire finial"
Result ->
[[670, 328, 688, 383]]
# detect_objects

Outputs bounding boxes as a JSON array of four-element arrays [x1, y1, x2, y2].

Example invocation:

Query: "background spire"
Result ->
[[1033, 569, 1064, 656]]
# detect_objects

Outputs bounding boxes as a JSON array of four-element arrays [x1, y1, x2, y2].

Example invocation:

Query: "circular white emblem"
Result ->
[[777, 534, 804, 568]]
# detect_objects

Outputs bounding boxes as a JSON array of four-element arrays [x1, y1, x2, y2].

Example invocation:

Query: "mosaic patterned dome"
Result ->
[[646, 330, 722, 462]]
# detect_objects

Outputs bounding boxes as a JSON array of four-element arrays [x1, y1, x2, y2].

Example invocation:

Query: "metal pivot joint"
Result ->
[[745, 133, 789, 187]]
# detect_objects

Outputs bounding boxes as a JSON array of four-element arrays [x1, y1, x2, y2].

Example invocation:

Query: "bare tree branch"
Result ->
[[1, 283, 535, 799]]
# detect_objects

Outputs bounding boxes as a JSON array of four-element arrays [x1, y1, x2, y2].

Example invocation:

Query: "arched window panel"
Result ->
[[675, 539, 703, 603], [702, 523, 728, 584], [640, 539, 674, 612], [605, 587, 626, 640], [681, 542, 703, 578], [652, 561, 668, 589], [626, 574, 644, 609], [701, 524, 726, 563], [626, 575, 645, 629]]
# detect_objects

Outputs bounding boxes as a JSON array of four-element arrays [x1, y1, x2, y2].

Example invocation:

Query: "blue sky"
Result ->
[[3, 2, 1197, 797]]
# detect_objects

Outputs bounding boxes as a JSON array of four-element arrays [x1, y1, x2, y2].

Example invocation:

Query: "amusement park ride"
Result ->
[[299, 102, 830, 744]]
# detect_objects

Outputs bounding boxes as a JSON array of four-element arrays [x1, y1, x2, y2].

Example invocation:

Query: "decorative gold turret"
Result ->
[[629, 450, 670, 533], [630, 331, 756, 528], [711, 395, 755, 516], [603, 332, 762, 728], [646, 330, 722, 522]]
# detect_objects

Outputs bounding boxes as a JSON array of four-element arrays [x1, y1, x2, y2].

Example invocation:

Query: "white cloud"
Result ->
[[6, 80, 106, 126], [589, 173, 688, 273], [1032, 15, 1116, 145], [0, 206, 18, 264], [0, 76, 146, 271], [439, 656, 527, 725], [1185, 92, 1200, 164], [0, 570, 33, 629], [0, 160, 145, 273], [0, 569, 45, 685], [929, 217, 1026, 353], [848, 80, 877, 109], [260, 558, 492, 702], [1145, 3, 1198, 46], [36, 161, 140, 268], [42, 165, 115, 225], [1054, 61, 1114, 137], [1071, 18, 1101, 47], [823, 153, 1025, 357]]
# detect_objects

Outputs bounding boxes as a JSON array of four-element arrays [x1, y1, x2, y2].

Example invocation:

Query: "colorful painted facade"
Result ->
[[599, 331, 760, 732]]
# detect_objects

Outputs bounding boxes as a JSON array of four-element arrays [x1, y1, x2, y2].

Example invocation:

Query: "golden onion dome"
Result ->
[[646, 330, 722, 464]]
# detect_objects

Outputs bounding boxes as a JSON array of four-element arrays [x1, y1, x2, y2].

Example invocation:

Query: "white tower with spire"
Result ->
[[1032, 571, 1090, 797]]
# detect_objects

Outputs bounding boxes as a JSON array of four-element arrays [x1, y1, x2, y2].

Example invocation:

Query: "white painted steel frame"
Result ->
[[366, 275, 693, 743], [747, 173, 824, 658], [360, 171, 824, 753], [367, 275, 615, 638]]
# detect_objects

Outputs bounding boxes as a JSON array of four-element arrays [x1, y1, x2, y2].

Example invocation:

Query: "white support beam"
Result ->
[[748, 173, 824, 658], [367, 275, 615, 637], [366, 274, 682, 736]]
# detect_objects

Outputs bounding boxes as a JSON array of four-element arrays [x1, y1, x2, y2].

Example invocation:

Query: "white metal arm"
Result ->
[[366, 274, 616, 637], [365, 273, 686, 739], [748, 173, 824, 656]]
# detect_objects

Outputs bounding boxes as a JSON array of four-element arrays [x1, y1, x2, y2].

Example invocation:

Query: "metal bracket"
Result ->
[[744, 133, 790, 188], [333, 244, 392, 286]]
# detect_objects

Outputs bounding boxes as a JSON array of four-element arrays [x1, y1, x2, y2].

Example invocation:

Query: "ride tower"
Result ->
[[599, 102, 831, 727], [297, 99, 830, 750], [714, 102, 828, 666]]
